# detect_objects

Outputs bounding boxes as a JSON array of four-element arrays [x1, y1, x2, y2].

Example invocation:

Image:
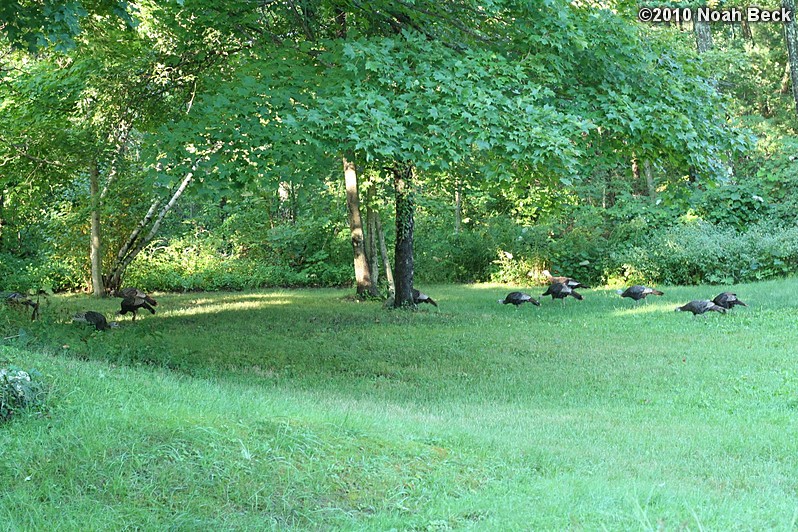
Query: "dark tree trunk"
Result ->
[[334, 6, 347, 38], [784, 0, 798, 116], [392, 162, 415, 308], [741, 18, 754, 44]]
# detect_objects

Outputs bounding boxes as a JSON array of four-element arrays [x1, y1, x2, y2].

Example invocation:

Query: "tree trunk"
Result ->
[[365, 184, 380, 290], [104, 169, 195, 292], [278, 181, 294, 223], [392, 162, 415, 308], [344, 157, 376, 298], [89, 161, 105, 297], [694, 13, 713, 53], [377, 214, 395, 297], [334, 6, 347, 39], [741, 18, 754, 44], [0, 192, 4, 248], [454, 178, 462, 234], [644, 160, 657, 200], [784, 0, 798, 116]]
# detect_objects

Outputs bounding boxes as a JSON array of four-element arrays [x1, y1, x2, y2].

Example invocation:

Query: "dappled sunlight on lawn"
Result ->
[[166, 296, 293, 317], [609, 302, 676, 316], [461, 282, 544, 291]]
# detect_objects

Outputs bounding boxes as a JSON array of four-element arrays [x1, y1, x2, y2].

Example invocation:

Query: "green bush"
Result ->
[[610, 220, 798, 285], [693, 183, 771, 230], [0, 366, 47, 423], [0, 252, 84, 292], [124, 235, 353, 292], [415, 220, 518, 283]]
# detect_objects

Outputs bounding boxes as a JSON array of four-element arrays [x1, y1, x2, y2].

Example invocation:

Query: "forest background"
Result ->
[[1, 0, 797, 299]]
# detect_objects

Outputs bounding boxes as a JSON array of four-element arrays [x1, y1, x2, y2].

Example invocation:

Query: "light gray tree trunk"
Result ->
[[783, 0, 798, 116], [644, 160, 657, 200], [104, 168, 195, 292], [89, 161, 105, 296], [377, 215, 395, 298], [344, 157, 377, 297], [694, 12, 713, 53], [365, 184, 380, 289], [454, 178, 462, 234]]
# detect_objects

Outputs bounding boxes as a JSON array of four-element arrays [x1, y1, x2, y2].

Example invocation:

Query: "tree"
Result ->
[[344, 156, 378, 297], [694, 9, 714, 53], [297, 29, 585, 305], [0, 0, 133, 51], [783, 0, 798, 116]]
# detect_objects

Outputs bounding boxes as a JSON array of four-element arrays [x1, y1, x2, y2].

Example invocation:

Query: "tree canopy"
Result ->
[[0, 0, 794, 294]]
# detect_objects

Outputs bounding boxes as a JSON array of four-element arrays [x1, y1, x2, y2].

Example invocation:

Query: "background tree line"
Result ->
[[0, 0, 796, 302]]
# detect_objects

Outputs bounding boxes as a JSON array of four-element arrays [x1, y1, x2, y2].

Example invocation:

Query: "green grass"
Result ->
[[2, 280, 798, 529]]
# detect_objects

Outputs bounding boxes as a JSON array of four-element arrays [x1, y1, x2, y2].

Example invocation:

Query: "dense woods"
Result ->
[[1, 1, 796, 298]]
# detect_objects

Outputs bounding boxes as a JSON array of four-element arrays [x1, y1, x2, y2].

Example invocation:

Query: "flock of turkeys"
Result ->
[[4, 272, 747, 331], [2, 288, 159, 331], [496, 268, 747, 316], [72, 288, 158, 330]]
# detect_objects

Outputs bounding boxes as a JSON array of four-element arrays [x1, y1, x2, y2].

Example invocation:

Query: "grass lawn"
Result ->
[[1, 280, 797, 529]]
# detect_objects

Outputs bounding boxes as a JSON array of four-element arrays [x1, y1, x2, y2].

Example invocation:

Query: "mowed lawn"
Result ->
[[1, 280, 798, 529]]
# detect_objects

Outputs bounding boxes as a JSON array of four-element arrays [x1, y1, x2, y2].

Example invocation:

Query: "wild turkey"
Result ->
[[498, 291, 540, 307], [675, 300, 726, 316], [118, 295, 156, 321], [542, 282, 583, 303], [73, 311, 116, 331], [542, 270, 590, 289], [2, 292, 39, 320], [113, 287, 157, 308], [618, 285, 664, 303], [712, 292, 747, 310], [412, 289, 438, 307]]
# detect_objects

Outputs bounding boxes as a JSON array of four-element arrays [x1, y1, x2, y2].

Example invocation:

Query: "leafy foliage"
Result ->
[[612, 221, 798, 285], [0, 367, 46, 422]]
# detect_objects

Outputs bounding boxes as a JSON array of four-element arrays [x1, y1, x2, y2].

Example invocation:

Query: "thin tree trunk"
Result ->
[[105, 169, 194, 292], [278, 181, 294, 222], [377, 215, 395, 297], [0, 193, 4, 247], [365, 184, 380, 290], [454, 178, 462, 234], [644, 160, 657, 200], [393, 162, 415, 308], [89, 161, 105, 296], [334, 6, 347, 38], [694, 13, 713, 53], [784, 0, 798, 116], [104, 199, 160, 289], [741, 18, 754, 44], [344, 157, 376, 297]]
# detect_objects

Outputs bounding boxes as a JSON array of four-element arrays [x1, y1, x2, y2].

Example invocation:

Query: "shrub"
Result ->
[[0, 252, 84, 293], [0, 367, 47, 423], [609, 220, 798, 285]]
